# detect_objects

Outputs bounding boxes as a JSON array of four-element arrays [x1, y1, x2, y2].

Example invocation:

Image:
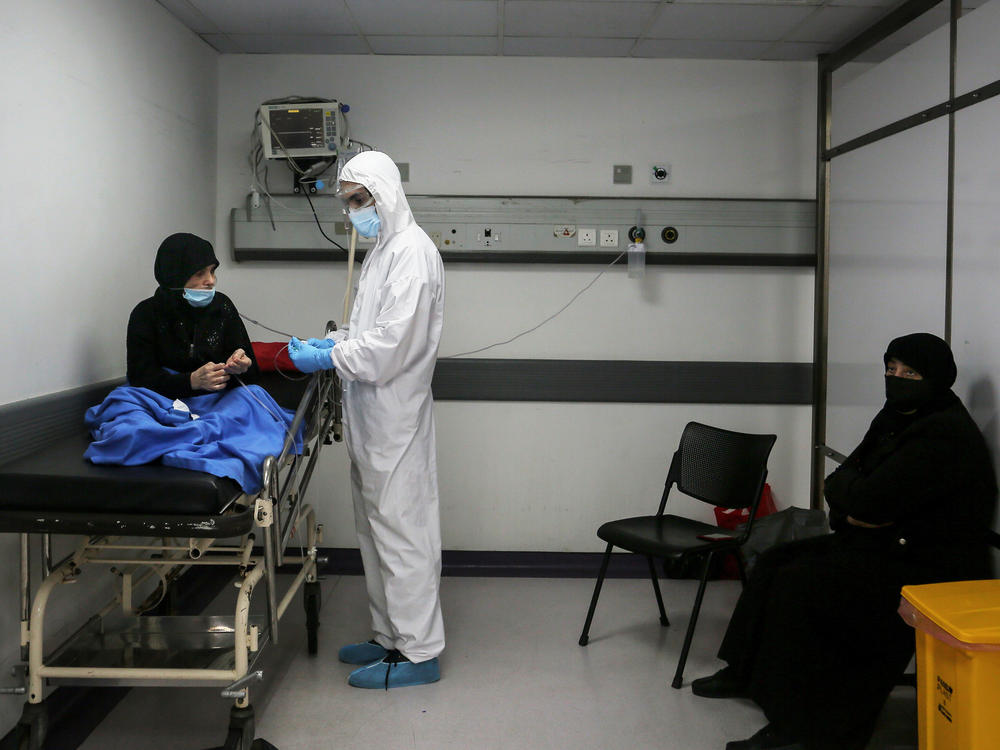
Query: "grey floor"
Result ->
[[78, 574, 918, 750]]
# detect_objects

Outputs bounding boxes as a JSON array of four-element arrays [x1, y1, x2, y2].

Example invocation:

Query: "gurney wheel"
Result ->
[[304, 581, 321, 656]]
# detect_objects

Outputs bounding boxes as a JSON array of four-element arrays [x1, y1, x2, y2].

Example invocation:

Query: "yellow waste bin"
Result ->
[[899, 579, 1000, 750]]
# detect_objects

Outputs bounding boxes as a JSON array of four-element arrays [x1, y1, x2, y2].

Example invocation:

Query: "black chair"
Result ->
[[578, 421, 777, 689]]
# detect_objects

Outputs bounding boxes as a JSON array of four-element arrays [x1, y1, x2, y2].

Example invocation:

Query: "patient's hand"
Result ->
[[223, 349, 252, 375], [846, 515, 893, 529], [191, 362, 230, 391]]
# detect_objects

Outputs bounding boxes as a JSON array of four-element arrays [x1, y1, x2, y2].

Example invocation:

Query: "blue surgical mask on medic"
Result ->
[[183, 288, 215, 307], [349, 205, 381, 238]]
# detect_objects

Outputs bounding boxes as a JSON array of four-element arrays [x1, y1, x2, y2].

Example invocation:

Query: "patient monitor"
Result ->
[[259, 100, 347, 160]]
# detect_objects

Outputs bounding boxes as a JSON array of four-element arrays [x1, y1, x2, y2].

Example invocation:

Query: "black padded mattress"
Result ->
[[0, 433, 242, 516]]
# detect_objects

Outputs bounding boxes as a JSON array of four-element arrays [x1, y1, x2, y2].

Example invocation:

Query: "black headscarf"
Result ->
[[883, 332, 956, 390], [153, 233, 219, 290], [882, 332, 957, 414]]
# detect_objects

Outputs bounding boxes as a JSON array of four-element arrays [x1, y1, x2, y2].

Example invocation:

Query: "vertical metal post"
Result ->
[[811, 57, 834, 510], [262, 523, 279, 646], [41, 533, 52, 578], [944, 0, 959, 343], [19, 534, 30, 661]]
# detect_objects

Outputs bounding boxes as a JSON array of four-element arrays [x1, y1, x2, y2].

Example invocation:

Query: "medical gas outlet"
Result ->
[[476, 227, 502, 248]]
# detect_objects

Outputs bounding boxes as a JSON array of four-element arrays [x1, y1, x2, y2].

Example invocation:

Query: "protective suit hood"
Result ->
[[339, 151, 414, 240]]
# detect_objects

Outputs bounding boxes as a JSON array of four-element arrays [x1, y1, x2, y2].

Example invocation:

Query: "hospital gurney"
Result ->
[[0, 345, 343, 750]]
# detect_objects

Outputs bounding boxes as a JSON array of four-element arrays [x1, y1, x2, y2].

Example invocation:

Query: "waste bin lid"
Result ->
[[901, 580, 1000, 645]]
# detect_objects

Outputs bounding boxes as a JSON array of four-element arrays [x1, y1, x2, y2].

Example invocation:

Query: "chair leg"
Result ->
[[671, 552, 713, 689], [579, 543, 613, 646], [646, 556, 670, 626]]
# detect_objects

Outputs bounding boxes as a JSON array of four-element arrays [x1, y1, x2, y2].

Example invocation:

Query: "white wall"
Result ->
[[215, 56, 817, 551], [952, 0, 1000, 502], [0, 0, 219, 404], [825, 0, 1000, 466], [0, 0, 218, 731]]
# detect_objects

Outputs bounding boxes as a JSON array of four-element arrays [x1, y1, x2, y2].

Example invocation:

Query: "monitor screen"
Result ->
[[260, 101, 342, 160], [268, 108, 324, 151]]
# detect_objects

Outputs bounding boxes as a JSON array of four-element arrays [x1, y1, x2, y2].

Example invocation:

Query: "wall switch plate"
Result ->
[[613, 164, 632, 184], [578, 228, 597, 247], [396, 162, 410, 182], [599, 229, 619, 247]]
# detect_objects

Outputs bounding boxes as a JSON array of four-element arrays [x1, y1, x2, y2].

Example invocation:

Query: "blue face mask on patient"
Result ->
[[183, 288, 215, 307], [349, 205, 381, 238]]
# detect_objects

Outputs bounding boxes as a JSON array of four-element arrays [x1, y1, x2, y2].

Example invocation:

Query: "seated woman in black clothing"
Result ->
[[127, 233, 259, 399], [692, 333, 996, 750]]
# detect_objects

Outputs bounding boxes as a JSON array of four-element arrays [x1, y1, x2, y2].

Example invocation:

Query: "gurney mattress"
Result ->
[[0, 433, 242, 515]]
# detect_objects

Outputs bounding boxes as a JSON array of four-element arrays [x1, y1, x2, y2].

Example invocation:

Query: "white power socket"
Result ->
[[578, 228, 597, 247], [599, 229, 619, 247]]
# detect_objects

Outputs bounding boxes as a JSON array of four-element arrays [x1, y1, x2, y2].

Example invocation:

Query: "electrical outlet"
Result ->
[[428, 231, 442, 248], [578, 228, 597, 247], [599, 229, 619, 247]]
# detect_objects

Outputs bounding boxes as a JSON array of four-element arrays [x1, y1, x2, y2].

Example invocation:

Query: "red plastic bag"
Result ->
[[713, 483, 777, 579], [714, 483, 777, 530], [251, 341, 298, 372]]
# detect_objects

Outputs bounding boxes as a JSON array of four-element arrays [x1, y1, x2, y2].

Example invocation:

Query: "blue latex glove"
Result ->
[[288, 337, 336, 373], [306, 337, 337, 349]]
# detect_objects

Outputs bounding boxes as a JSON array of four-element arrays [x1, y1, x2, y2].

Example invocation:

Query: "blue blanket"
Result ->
[[84, 385, 303, 494]]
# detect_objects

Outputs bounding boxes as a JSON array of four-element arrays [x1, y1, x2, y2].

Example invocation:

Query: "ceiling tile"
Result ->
[[155, 0, 221, 34], [187, 0, 355, 35], [505, 1, 660, 38], [784, 5, 894, 43], [645, 5, 818, 41], [632, 38, 773, 58], [369, 35, 500, 55], [503, 36, 636, 56], [348, 0, 498, 36], [205, 34, 371, 55]]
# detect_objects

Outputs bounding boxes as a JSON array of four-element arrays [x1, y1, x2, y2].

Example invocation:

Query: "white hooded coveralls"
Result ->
[[330, 152, 445, 662]]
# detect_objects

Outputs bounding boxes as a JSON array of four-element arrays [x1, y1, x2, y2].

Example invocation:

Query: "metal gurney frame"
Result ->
[[0, 361, 343, 750]]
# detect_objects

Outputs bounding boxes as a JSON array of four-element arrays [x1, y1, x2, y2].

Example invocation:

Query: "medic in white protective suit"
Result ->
[[287, 151, 445, 689]]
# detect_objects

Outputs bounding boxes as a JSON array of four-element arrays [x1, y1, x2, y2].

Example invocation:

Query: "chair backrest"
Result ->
[[659, 422, 777, 515]]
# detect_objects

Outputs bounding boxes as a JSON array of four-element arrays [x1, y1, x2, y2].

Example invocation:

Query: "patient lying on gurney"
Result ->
[[84, 233, 300, 494]]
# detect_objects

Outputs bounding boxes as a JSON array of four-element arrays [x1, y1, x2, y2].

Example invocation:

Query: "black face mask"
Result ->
[[885, 376, 934, 412]]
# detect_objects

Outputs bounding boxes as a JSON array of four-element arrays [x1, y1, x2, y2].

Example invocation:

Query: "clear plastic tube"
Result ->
[[628, 241, 646, 278]]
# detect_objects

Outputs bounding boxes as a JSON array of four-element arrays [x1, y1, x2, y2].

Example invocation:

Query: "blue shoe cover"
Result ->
[[348, 653, 440, 689], [338, 639, 388, 665]]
